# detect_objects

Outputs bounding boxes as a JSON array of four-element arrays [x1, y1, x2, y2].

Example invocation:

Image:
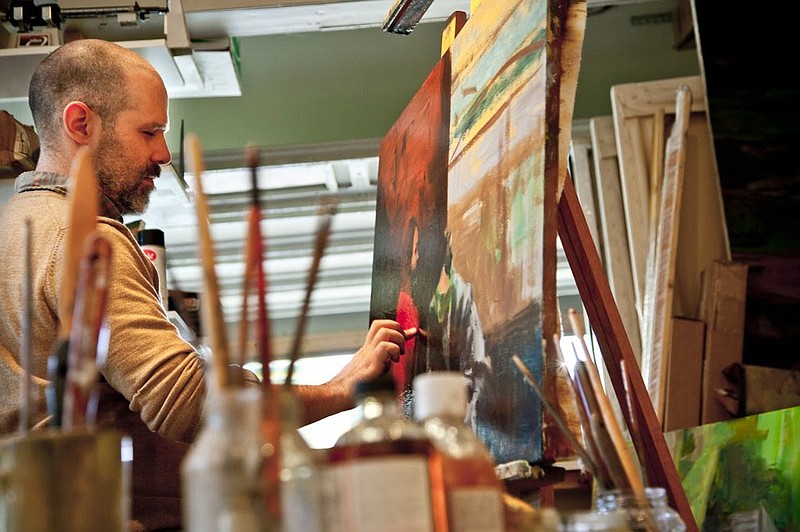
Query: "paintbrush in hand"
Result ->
[[47, 147, 98, 428]]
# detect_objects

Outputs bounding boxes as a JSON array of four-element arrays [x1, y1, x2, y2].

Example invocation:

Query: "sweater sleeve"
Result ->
[[97, 220, 206, 443]]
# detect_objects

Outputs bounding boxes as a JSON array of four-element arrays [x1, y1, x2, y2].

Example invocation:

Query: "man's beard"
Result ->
[[94, 134, 161, 216]]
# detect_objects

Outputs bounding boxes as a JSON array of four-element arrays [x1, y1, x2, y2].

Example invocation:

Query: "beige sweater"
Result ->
[[0, 172, 208, 530]]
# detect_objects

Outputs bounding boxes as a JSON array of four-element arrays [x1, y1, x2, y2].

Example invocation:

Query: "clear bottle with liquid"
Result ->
[[413, 371, 505, 532], [323, 373, 448, 532], [181, 385, 272, 532], [277, 387, 324, 532]]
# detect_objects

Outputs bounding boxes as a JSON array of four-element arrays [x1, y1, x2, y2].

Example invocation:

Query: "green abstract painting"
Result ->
[[666, 406, 800, 530]]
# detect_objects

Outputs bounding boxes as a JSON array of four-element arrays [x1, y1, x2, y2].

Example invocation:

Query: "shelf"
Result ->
[[0, 36, 241, 102]]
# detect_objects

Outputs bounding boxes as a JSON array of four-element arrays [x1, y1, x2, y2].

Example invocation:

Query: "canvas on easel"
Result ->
[[445, 0, 558, 463], [370, 50, 451, 411], [371, 0, 586, 464]]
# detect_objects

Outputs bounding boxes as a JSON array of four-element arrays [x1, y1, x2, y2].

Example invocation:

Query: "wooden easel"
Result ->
[[557, 177, 697, 531]]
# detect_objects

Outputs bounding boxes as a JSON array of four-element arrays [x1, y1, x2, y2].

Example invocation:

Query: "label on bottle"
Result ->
[[324, 456, 435, 532], [141, 243, 168, 310], [283, 478, 323, 532], [448, 487, 505, 532]]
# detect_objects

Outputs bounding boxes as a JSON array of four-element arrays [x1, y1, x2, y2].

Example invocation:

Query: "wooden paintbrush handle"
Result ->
[[59, 146, 99, 337], [48, 147, 100, 428], [186, 133, 231, 389], [62, 233, 112, 429]]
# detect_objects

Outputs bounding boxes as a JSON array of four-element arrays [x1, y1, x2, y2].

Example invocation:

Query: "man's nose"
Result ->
[[154, 135, 171, 166]]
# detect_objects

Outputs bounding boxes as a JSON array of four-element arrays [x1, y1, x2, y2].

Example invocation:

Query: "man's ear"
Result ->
[[62, 101, 97, 145]]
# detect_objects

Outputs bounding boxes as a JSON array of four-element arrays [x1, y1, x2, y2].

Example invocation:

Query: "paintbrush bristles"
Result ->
[[245, 143, 260, 169]]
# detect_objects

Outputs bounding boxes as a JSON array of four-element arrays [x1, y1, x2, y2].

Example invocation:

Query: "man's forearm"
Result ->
[[293, 381, 354, 426], [282, 319, 416, 426]]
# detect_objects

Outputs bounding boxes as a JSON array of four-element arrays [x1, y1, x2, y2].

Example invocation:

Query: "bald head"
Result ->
[[29, 39, 162, 148]]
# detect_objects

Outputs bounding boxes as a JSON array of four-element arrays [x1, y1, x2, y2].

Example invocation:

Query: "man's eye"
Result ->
[[142, 130, 156, 138]]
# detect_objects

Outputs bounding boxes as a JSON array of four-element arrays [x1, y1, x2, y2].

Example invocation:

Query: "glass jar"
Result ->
[[595, 487, 687, 532], [561, 509, 629, 531], [182, 385, 272, 532]]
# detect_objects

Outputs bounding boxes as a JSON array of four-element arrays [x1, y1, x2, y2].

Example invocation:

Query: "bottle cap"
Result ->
[[413, 371, 468, 421], [137, 228, 165, 247]]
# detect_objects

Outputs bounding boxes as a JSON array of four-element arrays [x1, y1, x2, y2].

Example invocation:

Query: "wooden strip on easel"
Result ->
[[557, 0, 588, 198], [545, 0, 588, 462], [570, 120, 602, 251], [589, 115, 642, 365], [644, 85, 692, 420], [699, 260, 747, 424]]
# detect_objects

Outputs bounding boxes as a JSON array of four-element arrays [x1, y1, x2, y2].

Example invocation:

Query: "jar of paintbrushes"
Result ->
[[595, 487, 686, 531], [0, 428, 132, 532]]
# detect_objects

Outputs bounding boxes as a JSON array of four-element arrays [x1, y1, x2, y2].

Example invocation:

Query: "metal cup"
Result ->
[[0, 428, 132, 532]]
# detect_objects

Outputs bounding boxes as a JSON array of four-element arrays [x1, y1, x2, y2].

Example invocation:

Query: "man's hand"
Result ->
[[332, 319, 417, 392], [294, 319, 417, 425]]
